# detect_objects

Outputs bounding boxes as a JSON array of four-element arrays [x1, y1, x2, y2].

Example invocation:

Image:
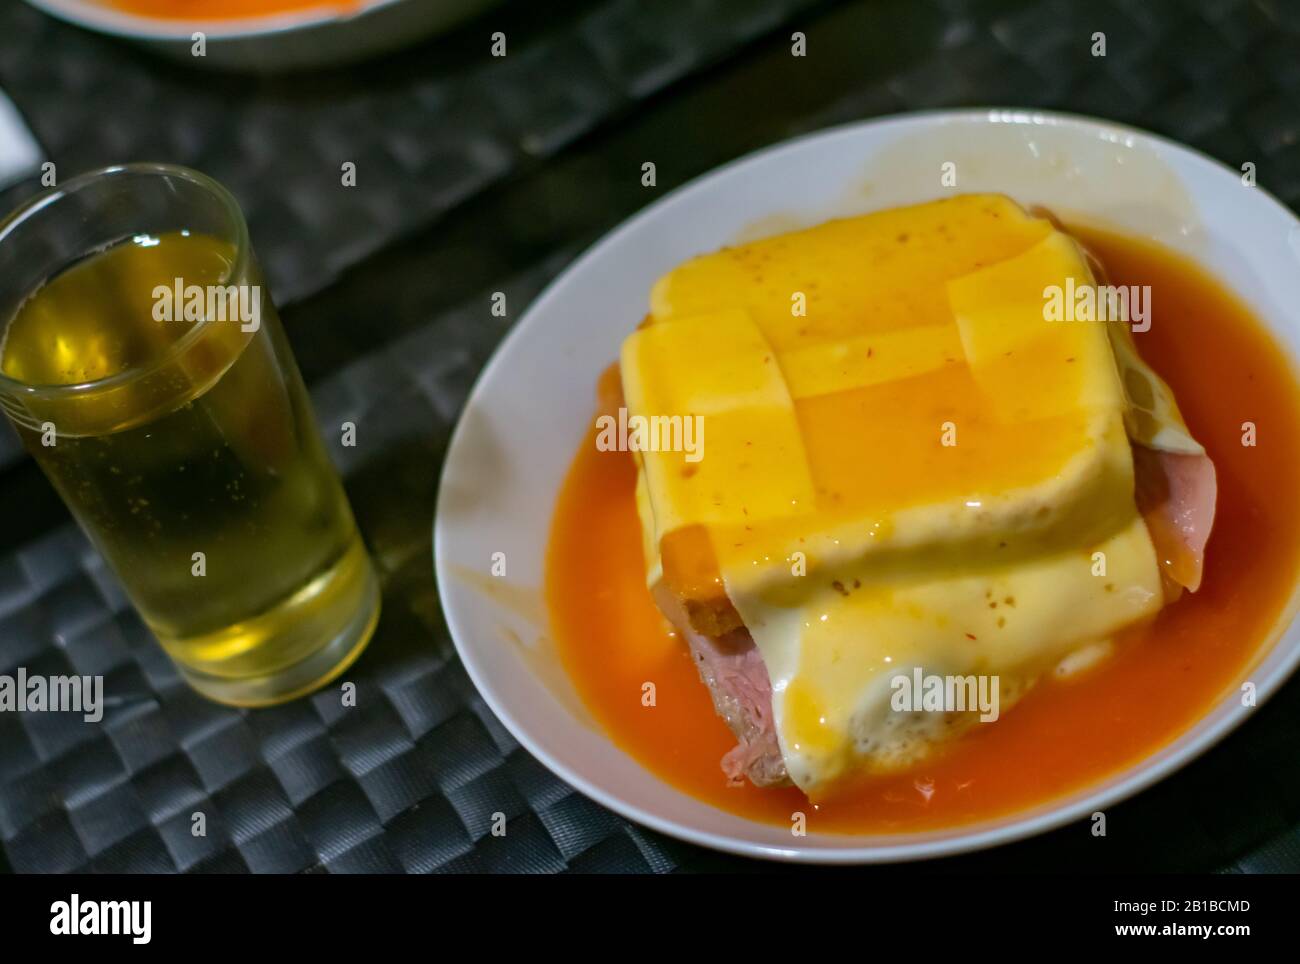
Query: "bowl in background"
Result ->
[[24, 0, 500, 71]]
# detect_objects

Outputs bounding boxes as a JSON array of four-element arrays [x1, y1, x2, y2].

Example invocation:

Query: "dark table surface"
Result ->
[[1, 0, 1299, 873]]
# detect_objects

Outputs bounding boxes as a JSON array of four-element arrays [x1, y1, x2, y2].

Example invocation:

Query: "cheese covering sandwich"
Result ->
[[618, 195, 1216, 795]]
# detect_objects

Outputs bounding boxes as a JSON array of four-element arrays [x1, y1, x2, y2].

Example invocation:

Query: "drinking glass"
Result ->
[[0, 164, 380, 706]]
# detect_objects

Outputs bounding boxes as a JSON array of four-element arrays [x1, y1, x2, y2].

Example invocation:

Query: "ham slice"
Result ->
[[681, 627, 789, 787], [1132, 445, 1217, 595]]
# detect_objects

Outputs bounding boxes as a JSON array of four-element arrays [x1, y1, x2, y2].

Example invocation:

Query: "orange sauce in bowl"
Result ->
[[101, 0, 365, 19], [546, 226, 1300, 834]]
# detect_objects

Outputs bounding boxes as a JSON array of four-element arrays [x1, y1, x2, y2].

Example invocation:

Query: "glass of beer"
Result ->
[[0, 164, 380, 706]]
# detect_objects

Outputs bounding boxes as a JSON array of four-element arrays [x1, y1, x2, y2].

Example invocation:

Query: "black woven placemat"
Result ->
[[0, 0, 826, 477], [2, 0, 1300, 873]]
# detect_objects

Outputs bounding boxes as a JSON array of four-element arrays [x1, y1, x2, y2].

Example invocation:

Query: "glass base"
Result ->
[[172, 546, 381, 707]]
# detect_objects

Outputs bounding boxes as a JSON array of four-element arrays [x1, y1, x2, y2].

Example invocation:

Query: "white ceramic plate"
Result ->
[[25, 0, 499, 71], [434, 109, 1300, 863]]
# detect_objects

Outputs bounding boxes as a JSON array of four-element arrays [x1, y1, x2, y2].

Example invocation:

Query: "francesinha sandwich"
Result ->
[[618, 194, 1216, 795]]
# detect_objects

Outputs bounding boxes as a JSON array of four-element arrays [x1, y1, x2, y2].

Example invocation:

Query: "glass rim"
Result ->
[[0, 162, 253, 400]]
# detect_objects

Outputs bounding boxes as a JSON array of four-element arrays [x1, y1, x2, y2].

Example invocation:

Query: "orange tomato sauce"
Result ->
[[546, 225, 1300, 833], [102, 0, 364, 19]]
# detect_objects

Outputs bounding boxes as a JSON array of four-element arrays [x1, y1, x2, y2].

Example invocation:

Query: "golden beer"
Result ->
[[0, 167, 379, 705]]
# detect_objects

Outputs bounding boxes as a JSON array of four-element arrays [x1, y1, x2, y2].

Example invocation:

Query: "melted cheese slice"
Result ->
[[624, 195, 1168, 794], [1108, 318, 1205, 455]]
